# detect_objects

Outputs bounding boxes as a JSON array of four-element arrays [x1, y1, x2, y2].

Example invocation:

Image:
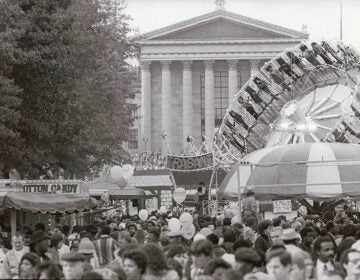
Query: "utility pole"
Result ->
[[340, 0, 343, 40]]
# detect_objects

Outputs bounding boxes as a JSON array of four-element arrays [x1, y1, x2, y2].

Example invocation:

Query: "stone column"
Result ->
[[204, 60, 215, 144], [228, 60, 238, 106], [161, 61, 172, 153], [140, 61, 151, 152], [250, 59, 261, 77], [182, 60, 193, 149]]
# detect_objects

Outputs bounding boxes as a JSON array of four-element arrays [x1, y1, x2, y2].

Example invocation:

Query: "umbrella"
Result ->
[[218, 143, 360, 201]]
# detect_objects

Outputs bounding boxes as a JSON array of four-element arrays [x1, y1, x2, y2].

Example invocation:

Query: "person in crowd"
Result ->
[[29, 231, 50, 261], [35, 261, 63, 280], [254, 220, 273, 255], [61, 252, 86, 280], [142, 243, 179, 279], [266, 249, 292, 280], [167, 244, 189, 270], [35, 223, 46, 232], [234, 247, 261, 277], [203, 258, 232, 280], [16, 252, 40, 279], [0, 239, 8, 279], [270, 227, 283, 246], [340, 248, 360, 280], [191, 239, 214, 279], [48, 233, 63, 264], [314, 236, 341, 279], [3, 232, 29, 278], [94, 225, 116, 266], [222, 228, 237, 254], [194, 183, 205, 214], [299, 227, 315, 256], [243, 187, 258, 224], [123, 248, 147, 280], [78, 237, 99, 269], [144, 228, 160, 245], [337, 224, 356, 261], [280, 228, 304, 257], [326, 221, 340, 241]]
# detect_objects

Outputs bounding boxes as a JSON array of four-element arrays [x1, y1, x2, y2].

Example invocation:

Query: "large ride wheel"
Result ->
[[218, 40, 360, 162]]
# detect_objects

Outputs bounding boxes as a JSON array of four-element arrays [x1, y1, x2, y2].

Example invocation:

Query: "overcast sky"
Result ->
[[124, 0, 360, 51]]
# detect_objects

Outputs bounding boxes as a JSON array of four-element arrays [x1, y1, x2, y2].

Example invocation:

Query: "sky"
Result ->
[[124, 0, 360, 51]]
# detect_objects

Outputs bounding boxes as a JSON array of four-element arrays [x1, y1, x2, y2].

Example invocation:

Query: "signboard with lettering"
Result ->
[[272, 200, 292, 213], [167, 153, 213, 170], [22, 183, 80, 194]]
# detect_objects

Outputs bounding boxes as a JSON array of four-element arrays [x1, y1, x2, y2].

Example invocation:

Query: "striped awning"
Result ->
[[218, 143, 360, 201]]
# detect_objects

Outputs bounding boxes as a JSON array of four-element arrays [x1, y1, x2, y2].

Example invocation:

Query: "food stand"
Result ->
[[0, 180, 95, 237]]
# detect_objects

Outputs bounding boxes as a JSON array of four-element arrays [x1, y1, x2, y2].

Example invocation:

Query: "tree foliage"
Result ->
[[0, 0, 137, 178]]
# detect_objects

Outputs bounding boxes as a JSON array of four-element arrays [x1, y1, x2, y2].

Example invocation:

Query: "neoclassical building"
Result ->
[[133, 7, 308, 155]]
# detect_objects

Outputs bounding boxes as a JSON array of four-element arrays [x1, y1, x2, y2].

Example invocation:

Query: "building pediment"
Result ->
[[140, 10, 307, 42]]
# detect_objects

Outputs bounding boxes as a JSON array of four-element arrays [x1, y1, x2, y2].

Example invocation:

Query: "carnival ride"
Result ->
[[216, 39, 360, 214], [218, 39, 360, 164]]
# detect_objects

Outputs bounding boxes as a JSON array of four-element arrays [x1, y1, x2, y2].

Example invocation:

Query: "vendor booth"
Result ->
[[88, 173, 153, 215], [167, 152, 227, 214], [218, 142, 360, 218], [0, 180, 95, 237]]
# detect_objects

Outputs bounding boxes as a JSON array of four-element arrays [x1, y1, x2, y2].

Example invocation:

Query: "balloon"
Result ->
[[116, 176, 128, 189], [110, 165, 123, 181], [110, 166, 128, 189], [138, 209, 148, 221], [224, 209, 234, 219], [168, 218, 181, 232], [173, 188, 186, 204], [121, 164, 134, 180], [180, 213, 193, 229], [231, 215, 242, 225], [182, 224, 195, 240], [193, 233, 205, 242]]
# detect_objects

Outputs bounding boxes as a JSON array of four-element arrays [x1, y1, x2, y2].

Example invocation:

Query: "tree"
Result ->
[[0, 0, 137, 178]]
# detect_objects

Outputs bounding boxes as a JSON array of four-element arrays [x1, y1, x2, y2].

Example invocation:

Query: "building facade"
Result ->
[[134, 8, 307, 155]]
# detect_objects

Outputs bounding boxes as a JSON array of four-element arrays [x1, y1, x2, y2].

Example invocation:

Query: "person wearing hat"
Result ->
[[29, 231, 50, 262], [78, 238, 99, 269], [280, 228, 304, 257], [243, 186, 258, 224], [61, 252, 86, 280]]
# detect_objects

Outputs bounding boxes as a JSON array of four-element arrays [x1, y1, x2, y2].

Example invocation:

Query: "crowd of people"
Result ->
[[1, 206, 360, 280]]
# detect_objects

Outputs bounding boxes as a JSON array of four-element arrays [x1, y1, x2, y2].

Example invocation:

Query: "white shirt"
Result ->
[[316, 259, 334, 279]]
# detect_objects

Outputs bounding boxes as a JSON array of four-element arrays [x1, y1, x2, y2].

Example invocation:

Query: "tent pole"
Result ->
[[11, 209, 16, 237], [208, 167, 216, 215], [237, 168, 242, 224]]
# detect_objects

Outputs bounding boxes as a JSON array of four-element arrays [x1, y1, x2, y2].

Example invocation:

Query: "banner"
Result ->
[[22, 183, 80, 194], [272, 200, 292, 213], [167, 153, 213, 171]]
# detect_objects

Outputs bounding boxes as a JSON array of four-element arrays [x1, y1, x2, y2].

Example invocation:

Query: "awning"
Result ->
[[88, 173, 147, 199], [1, 192, 95, 214]]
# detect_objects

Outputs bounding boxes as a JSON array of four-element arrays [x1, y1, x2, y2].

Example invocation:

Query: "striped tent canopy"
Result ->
[[218, 143, 360, 201]]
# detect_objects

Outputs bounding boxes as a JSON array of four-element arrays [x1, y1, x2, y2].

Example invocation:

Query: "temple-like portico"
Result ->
[[136, 9, 307, 154]]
